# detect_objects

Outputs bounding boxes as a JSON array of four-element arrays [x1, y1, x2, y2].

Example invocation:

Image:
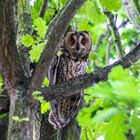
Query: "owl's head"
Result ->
[[63, 31, 92, 60]]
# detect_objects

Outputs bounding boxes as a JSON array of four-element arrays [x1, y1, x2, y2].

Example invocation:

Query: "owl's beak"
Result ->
[[76, 47, 80, 51], [76, 44, 80, 51]]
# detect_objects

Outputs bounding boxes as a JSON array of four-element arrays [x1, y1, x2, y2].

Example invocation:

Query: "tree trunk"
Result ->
[[57, 121, 81, 140], [0, 0, 41, 139], [40, 115, 81, 140], [40, 114, 57, 140], [7, 84, 34, 140]]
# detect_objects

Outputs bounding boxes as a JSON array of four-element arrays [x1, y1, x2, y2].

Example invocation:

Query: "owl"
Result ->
[[48, 31, 92, 129]]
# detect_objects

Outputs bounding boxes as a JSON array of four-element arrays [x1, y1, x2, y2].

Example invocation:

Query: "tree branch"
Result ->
[[122, 0, 140, 32], [28, 0, 87, 92], [0, 0, 25, 89], [117, 19, 129, 29], [106, 39, 113, 65], [39, 0, 48, 18], [104, 11, 124, 59], [41, 43, 140, 101], [0, 43, 140, 115]]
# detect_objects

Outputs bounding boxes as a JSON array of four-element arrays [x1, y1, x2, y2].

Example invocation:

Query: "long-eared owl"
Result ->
[[48, 31, 92, 129]]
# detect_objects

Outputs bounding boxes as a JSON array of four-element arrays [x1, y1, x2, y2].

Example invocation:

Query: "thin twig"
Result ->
[[106, 38, 113, 65], [104, 11, 124, 59], [117, 19, 129, 29]]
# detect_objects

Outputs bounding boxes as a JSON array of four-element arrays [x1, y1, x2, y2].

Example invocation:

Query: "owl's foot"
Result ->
[[48, 111, 70, 129]]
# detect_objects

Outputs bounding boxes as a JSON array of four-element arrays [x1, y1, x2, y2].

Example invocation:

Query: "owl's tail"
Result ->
[[48, 92, 83, 129]]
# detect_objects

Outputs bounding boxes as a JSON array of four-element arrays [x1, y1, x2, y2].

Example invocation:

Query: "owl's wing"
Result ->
[[48, 92, 83, 129], [48, 55, 60, 86], [48, 42, 64, 85]]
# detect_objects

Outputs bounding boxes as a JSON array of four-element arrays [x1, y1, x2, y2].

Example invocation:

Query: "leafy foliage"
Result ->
[[32, 17, 48, 38], [42, 77, 50, 87], [21, 17, 47, 62], [99, 0, 122, 12], [29, 42, 46, 62], [77, 66, 140, 140], [32, 91, 50, 114]]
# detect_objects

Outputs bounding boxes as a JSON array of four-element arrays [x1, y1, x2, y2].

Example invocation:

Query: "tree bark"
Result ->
[[0, 0, 41, 140], [0, 0, 25, 87], [122, 0, 140, 31], [40, 114, 57, 140], [17, 0, 32, 78], [59, 121, 81, 140]]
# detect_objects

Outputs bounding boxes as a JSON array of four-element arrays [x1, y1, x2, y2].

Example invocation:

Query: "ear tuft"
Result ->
[[82, 31, 89, 34]]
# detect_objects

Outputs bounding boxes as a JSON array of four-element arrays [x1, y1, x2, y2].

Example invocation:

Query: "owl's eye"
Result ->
[[81, 39, 86, 45], [70, 39, 75, 45]]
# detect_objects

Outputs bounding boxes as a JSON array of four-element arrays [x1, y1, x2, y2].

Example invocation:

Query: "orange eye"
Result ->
[[81, 39, 86, 45]]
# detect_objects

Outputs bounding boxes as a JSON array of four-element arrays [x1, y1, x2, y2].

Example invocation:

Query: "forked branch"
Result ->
[[29, 0, 87, 92]]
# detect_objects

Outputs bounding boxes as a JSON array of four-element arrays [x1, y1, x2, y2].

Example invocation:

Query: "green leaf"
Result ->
[[77, 107, 94, 127], [44, 9, 55, 23], [90, 1, 106, 23], [31, 0, 43, 19], [105, 114, 127, 140], [108, 66, 140, 105], [89, 52, 96, 60], [92, 108, 119, 123], [21, 34, 35, 47], [129, 115, 140, 140], [0, 75, 3, 91], [41, 101, 50, 114], [78, 1, 106, 24], [12, 116, 29, 122], [32, 91, 50, 114], [32, 91, 41, 96], [89, 82, 115, 100], [32, 91, 44, 102], [0, 113, 8, 119], [99, 0, 122, 12], [108, 66, 129, 81], [32, 17, 47, 38], [29, 43, 45, 62], [43, 77, 49, 87]]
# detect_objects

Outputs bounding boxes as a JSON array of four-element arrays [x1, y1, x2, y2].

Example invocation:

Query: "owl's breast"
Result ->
[[56, 56, 87, 83], [49, 55, 87, 129]]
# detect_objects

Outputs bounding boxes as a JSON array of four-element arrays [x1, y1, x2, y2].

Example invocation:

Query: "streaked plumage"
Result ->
[[48, 31, 92, 129]]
